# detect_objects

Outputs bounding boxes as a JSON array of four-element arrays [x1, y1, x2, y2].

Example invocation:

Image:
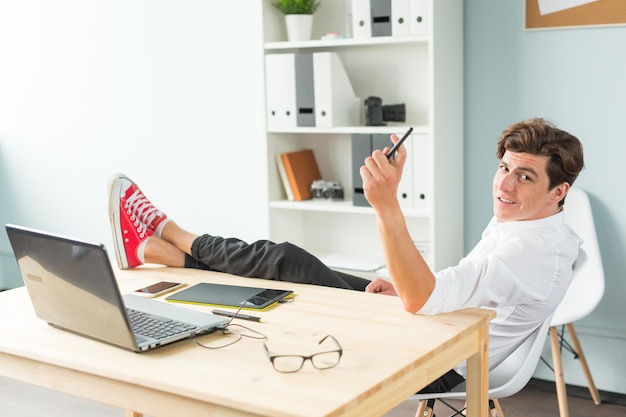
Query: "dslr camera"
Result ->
[[364, 96, 406, 126], [311, 180, 344, 201]]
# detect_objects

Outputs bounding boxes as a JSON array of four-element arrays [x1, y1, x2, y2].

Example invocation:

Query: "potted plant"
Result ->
[[273, 0, 321, 42]]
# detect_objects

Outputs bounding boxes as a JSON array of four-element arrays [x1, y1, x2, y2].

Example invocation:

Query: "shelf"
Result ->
[[264, 35, 428, 51], [269, 199, 430, 218], [267, 125, 429, 135], [262, 0, 464, 271]]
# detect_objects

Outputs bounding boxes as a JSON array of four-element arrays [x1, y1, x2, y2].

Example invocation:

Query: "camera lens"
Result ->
[[382, 104, 406, 123]]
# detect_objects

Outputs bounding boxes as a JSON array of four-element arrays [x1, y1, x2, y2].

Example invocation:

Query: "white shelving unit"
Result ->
[[261, 0, 463, 276]]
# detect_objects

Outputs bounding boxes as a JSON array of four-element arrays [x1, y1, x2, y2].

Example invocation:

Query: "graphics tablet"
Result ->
[[165, 282, 293, 311]]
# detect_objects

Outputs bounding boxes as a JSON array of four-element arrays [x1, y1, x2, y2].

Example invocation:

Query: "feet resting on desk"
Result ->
[[108, 173, 171, 269], [108, 173, 371, 291]]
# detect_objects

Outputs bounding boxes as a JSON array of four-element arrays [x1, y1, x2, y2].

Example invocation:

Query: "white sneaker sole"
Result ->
[[107, 173, 130, 269]]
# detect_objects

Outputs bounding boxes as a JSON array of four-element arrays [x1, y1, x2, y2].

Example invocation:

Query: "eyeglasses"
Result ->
[[263, 335, 343, 373]]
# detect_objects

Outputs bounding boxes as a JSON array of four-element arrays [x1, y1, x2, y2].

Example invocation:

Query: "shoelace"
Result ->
[[125, 189, 164, 231]]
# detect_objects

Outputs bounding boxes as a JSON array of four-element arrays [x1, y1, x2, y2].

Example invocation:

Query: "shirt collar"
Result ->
[[489, 210, 566, 233]]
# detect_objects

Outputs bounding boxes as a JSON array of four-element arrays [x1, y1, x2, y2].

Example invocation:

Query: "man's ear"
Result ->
[[552, 182, 570, 204]]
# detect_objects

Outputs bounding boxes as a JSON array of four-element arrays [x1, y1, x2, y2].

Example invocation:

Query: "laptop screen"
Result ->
[[6, 224, 137, 349]]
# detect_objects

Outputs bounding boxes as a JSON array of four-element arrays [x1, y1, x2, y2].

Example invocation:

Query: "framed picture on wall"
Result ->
[[525, 0, 626, 30]]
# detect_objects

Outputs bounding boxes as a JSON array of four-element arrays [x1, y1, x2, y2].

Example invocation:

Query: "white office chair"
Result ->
[[544, 186, 604, 417], [409, 314, 554, 417]]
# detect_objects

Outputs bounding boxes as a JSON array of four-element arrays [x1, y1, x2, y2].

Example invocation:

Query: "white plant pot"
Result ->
[[285, 14, 313, 42]]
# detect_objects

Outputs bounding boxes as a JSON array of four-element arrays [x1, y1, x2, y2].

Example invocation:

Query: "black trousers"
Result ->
[[184, 234, 370, 290], [184, 234, 465, 393]]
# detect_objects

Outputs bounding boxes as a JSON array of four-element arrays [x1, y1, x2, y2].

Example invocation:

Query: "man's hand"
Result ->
[[359, 134, 407, 211], [365, 278, 398, 296]]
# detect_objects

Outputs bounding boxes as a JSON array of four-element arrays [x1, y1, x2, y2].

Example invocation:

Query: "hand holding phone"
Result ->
[[385, 127, 413, 160]]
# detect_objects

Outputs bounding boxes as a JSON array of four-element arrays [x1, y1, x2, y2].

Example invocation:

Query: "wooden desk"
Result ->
[[0, 267, 494, 417]]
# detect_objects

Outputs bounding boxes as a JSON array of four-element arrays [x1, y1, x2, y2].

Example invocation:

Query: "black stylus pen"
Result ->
[[212, 309, 262, 322], [385, 127, 413, 160]]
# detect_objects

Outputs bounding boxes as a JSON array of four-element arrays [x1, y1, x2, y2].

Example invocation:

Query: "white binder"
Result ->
[[352, 0, 372, 39], [410, 0, 429, 36], [392, 0, 411, 36], [396, 133, 415, 210], [264, 54, 296, 129], [391, 132, 431, 212], [313, 52, 360, 128], [412, 132, 430, 212]]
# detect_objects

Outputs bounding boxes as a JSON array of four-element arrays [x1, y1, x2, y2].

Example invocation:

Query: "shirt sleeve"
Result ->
[[418, 229, 573, 315]]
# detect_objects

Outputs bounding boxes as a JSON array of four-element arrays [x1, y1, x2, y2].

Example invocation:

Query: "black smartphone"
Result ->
[[241, 289, 294, 309], [134, 281, 186, 298], [385, 127, 413, 160]]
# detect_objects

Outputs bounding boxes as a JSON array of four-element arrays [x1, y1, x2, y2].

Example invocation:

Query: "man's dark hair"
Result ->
[[497, 118, 585, 206]]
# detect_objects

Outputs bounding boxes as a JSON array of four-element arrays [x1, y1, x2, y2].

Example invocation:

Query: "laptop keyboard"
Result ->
[[127, 308, 198, 339]]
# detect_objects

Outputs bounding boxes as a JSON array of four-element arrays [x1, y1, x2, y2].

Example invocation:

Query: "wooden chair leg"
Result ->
[[415, 400, 426, 417], [550, 326, 570, 417], [124, 411, 143, 417], [415, 399, 435, 417], [566, 323, 602, 405]]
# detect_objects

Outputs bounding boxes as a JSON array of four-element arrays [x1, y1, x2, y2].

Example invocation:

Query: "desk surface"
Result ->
[[0, 266, 494, 417]]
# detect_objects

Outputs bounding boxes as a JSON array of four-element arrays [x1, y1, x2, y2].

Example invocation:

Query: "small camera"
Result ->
[[311, 180, 345, 201], [364, 96, 406, 126]]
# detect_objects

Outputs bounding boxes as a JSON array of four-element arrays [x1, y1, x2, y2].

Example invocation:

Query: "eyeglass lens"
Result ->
[[272, 351, 341, 373]]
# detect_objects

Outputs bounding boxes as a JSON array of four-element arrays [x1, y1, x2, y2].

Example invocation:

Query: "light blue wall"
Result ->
[[465, 1, 626, 393]]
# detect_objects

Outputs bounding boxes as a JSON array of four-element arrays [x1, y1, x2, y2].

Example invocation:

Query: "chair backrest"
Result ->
[[553, 187, 605, 326], [487, 314, 553, 399]]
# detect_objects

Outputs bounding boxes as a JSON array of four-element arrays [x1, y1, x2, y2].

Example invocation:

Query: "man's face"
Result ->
[[492, 150, 566, 222]]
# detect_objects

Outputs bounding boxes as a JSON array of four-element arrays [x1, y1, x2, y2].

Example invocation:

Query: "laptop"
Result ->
[[5, 224, 228, 352]]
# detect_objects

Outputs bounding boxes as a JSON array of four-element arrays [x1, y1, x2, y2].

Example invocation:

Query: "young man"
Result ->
[[108, 117, 585, 392], [360, 117, 585, 390]]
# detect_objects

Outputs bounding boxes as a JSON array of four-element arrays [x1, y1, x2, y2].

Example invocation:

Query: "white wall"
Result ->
[[0, 0, 268, 288]]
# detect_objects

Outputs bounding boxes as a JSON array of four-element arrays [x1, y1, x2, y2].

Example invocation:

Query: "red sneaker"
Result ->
[[108, 173, 167, 269], [121, 180, 168, 234]]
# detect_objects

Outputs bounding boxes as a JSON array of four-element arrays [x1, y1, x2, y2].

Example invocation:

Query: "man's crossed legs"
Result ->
[[107, 173, 370, 291]]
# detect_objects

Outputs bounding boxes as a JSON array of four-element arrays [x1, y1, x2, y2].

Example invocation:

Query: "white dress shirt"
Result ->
[[419, 210, 584, 377]]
